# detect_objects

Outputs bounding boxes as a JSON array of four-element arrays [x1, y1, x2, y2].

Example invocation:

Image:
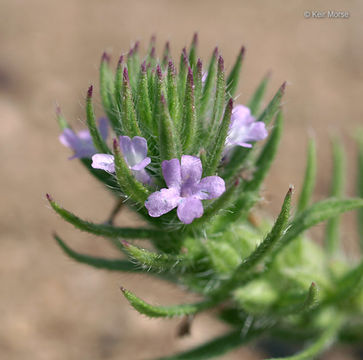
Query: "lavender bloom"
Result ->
[[225, 105, 268, 149], [91, 136, 151, 185], [145, 155, 225, 224], [59, 118, 109, 159]]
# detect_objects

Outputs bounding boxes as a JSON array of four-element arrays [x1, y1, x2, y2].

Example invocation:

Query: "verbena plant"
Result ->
[[48, 34, 363, 360]]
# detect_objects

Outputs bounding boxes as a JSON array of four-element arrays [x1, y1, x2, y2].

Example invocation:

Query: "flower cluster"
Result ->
[[60, 104, 267, 223]]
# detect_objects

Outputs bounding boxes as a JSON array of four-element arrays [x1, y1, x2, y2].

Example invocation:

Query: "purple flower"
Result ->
[[59, 118, 109, 159], [91, 136, 151, 185], [225, 105, 268, 149], [145, 155, 225, 224]]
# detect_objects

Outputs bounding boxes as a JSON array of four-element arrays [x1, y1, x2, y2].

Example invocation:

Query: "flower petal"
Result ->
[[133, 169, 152, 185], [119, 136, 133, 165], [181, 155, 202, 186], [119, 136, 149, 167], [231, 105, 254, 125], [177, 197, 204, 224], [91, 154, 115, 173], [194, 176, 226, 200], [145, 188, 181, 217], [131, 157, 151, 171], [162, 158, 181, 189], [98, 117, 109, 140], [59, 128, 80, 149]]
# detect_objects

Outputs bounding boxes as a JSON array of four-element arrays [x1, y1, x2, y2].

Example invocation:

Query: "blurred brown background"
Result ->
[[1, 0, 362, 359]]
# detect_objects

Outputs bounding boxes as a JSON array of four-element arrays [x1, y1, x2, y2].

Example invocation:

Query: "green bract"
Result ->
[[50, 35, 363, 359]]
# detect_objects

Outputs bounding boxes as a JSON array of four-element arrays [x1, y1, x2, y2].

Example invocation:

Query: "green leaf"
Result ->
[[166, 60, 180, 125], [122, 241, 194, 273], [54, 233, 141, 272], [266, 317, 341, 360], [257, 82, 286, 125], [297, 139, 317, 213], [181, 68, 197, 152], [47, 194, 160, 239], [226, 46, 245, 98], [199, 47, 218, 121], [248, 73, 270, 116], [159, 94, 180, 160], [55, 107, 70, 130], [99, 53, 119, 129], [157, 328, 263, 360], [204, 98, 233, 176], [121, 68, 141, 137], [136, 62, 153, 132], [178, 48, 189, 103], [188, 33, 198, 69], [325, 138, 345, 255], [113, 139, 150, 203], [271, 198, 363, 260], [120, 287, 214, 318], [85, 86, 110, 154]]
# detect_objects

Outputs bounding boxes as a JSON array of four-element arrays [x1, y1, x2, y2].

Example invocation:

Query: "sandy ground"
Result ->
[[1, 0, 362, 359]]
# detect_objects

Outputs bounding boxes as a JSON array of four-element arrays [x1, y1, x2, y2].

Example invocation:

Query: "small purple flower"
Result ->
[[225, 105, 268, 149], [145, 155, 225, 224], [59, 118, 109, 159], [91, 136, 151, 185]]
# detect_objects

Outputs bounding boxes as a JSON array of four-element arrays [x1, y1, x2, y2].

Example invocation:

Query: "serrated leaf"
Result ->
[[297, 139, 317, 213], [120, 287, 214, 318], [47, 195, 160, 239]]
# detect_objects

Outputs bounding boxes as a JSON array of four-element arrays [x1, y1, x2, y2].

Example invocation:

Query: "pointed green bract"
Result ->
[[47, 195, 161, 239], [136, 63, 153, 132], [188, 33, 198, 70], [258, 82, 286, 125], [271, 198, 363, 259], [166, 60, 180, 125], [159, 94, 179, 160], [54, 233, 141, 272], [122, 241, 194, 273], [248, 73, 270, 116], [226, 46, 245, 98], [113, 140, 150, 203], [181, 68, 197, 152], [120, 287, 214, 318], [357, 132, 363, 251], [325, 138, 345, 255], [85, 86, 110, 154], [297, 139, 317, 213]]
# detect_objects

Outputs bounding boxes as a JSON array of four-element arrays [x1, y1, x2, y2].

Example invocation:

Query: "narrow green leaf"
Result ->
[[120, 287, 214, 318], [188, 33, 198, 69], [159, 94, 179, 160], [162, 41, 170, 68], [178, 48, 189, 102], [257, 82, 286, 125], [358, 132, 363, 251], [122, 241, 194, 273], [113, 56, 124, 134], [245, 111, 283, 192], [136, 62, 153, 132], [297, 139, 317, 213], [209, 56, 225, 137], [121, 68, 141, 137], [47, 194, 161, 239], [200, 47, 218, 121], [85, 86, 110, 154], [54, 233, 141, 272], [204, 98, 233, 176], [248, 73, 270, 116], [266, 318, 341, 360], [157, 328, 263, 360], [194, 58, 203, 119], [99, 53, 119, 129], [271, 198, 363, 260], [181, 68, 197, 152], [166, 60, 180, 124], [229, 187, 292, 284], [55, 106, 69, 130], [325, 138, 345, 255], [113, 139, 150, 203], [226, 46, 245, 98]]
